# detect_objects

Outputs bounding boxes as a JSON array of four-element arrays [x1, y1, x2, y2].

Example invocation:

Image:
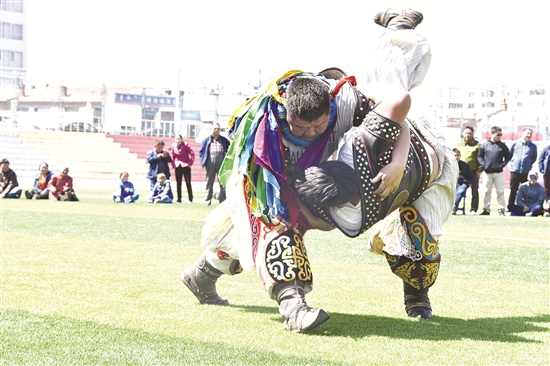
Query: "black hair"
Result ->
[[294, 161, 358, 207], [285, 78, 330, 122], [463, 126, 474, 133], [490, 126, 502, 134]]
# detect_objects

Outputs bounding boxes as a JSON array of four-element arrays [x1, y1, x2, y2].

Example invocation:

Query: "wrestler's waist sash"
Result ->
[[311, 111, 432, 238]]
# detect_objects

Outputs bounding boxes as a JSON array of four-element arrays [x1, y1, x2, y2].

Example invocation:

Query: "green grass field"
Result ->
[[1, 189, 549, 365]]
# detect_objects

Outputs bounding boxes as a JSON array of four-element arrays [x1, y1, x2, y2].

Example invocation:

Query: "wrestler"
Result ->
[[181, 8, 429, 332], [294, 113, 458, 318]]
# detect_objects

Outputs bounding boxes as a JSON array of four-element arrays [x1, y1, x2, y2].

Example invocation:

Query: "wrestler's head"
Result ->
[[285, 78, 331, 141], [294, 161, 359, 207]]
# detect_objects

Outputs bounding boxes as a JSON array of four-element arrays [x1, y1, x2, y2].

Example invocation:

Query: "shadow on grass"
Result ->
[[232, 304, 550, 343], [1, 308, 345, 365]]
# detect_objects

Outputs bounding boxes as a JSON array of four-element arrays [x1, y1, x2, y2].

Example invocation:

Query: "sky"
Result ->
[[24, 0, 550, 91]]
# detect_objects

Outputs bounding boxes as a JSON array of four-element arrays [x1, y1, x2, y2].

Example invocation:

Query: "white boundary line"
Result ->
[[443, 232, 550, 244]]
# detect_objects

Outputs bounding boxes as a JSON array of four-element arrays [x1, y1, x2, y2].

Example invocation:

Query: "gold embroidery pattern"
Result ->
[[420, 262, 440, 288], [393, 261, 420, 289], [266, 232, 312, 283], [401, 206, 440, 260]]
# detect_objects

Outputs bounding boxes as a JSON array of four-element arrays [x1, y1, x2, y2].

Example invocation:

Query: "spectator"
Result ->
[[199, 122, 230, 206], [456, 126, 482, 214], [25, 162, 53, 199], [170, 134, 195, 203], [452, 148, 474, 215], [0, 158, 22, 199], [48, 167, 79, 201], [538, 144, 550, 211], [508, 128, 537, 207], [112, 171, 139, 203], [507, 171, 546, 217], [147, 139, 172, 191], [478, 126, 510, 216], [147, 173, 173, 203]]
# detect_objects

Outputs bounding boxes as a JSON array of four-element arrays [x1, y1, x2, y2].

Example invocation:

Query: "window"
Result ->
[[448, 103, 463, 109], [1, 0, 23, 12], [0, 50, 23, 67], [468, 104, 475, 109], [448, 90, 462, 98], [530, 88, 545, 95], [1, 23, 23, 40], [12, 24, 22, 40]]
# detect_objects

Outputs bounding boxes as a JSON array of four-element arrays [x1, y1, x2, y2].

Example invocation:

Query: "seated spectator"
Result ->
[[48, 167, 79, 201], [112, 171, 140, 203], [25, 162, 53, 199], [0, 158, 22, 199], [452, 148, 474, 214], [507, 170, 546, 217], [147, 173, 173, 203]]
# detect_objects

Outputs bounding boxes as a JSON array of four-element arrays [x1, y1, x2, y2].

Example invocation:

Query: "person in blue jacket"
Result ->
[[25, 162, 53, 199], [199, 123, 231, 205], [147, 173, 173, 203], [147, 139, 172, 191], [507, 171, 546, 216], [112, 171, 140, 203]]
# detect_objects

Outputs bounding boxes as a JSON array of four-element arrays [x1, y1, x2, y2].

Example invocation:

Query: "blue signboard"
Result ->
[[115, 93, 175, 107], [180, 110, 201, 121]]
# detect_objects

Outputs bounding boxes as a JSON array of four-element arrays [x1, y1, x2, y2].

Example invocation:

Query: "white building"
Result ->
[[0, 0, 26, 103], [417, 83, 548, 143]]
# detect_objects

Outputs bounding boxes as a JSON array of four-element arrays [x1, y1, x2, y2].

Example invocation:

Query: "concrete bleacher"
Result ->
[[0, 129, 61, 181], [107, 134, 205, 182], [8, 129, 148, 184]]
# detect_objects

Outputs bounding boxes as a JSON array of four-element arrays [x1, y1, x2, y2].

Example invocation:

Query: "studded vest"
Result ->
[[309, 111, 432, 238]]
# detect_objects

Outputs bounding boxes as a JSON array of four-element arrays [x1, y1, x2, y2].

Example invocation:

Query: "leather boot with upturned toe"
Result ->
[[181, 255, 229, 306], [276, 282, 329, 332]]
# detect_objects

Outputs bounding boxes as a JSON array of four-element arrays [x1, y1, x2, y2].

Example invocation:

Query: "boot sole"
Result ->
[[286, 309, 330, 333], [301, 309, 330, 332]]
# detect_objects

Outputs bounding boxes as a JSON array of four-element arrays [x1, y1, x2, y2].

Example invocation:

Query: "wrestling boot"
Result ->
[[374, 8, 423, 31], [181, 255, 229, 306], [275, 281, 330, 332], [404, 283, 432, 319]]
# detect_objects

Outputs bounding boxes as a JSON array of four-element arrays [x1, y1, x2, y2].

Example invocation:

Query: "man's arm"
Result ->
[[530, 144, 538, 166], [372, 122, 410, 200], [364, 87, 411, 200], [477, 143, 486, 170], [295, 194, 335, 231], [501, 144, 511, 168], [516, 185, 528, 209], [539, 147, 549, 174], [147, 149, 159, 164], [1, 171, 17, 196]]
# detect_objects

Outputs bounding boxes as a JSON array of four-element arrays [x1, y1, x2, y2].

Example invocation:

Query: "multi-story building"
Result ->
[[0, 82, 253, 139], [419, 83, 548, 142], [0, 0, 26, 103]]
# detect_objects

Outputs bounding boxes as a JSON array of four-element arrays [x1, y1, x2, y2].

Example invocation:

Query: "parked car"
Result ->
[[62, 122, 98, 133], [0, 115, 41, 130]]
